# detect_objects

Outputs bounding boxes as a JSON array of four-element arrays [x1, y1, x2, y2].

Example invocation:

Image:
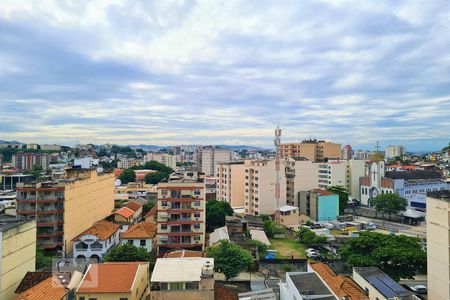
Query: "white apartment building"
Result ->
[[117, 158, 145, 169], [427, 190, 450, 300], [146, 153, 177, 169], [385, 145, 405, 159], [73, 157, 99, 169], [317, 160, 365, 199], [200, 147, 232, 176], [354, 150, 373, 160]]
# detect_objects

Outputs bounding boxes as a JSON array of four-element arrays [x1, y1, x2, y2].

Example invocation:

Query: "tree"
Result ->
[[248, 240, 269, 256], [104, 244, 150, 262], [207, 240, 253, 280], [142, 200, 156, 215], [144, 172, 169, 184], [370, 193, 408, 220], [32, 165, 43, 179], [339, 231, 426, 280], [263, 220, 286, 238], [118, 169, 136, 184], [144, 160, 174, 174], [326, 185, 350, 214], [206, 200, 233, 232], [296, 227, 327, 245], [36, 249, 53, 269], [99, 160, 112, 170]]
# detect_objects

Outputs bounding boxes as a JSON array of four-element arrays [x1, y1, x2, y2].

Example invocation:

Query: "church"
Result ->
[[359, 159, 394, 206]]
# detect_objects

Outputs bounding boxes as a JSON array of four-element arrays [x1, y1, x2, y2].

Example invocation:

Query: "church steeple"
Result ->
[[372, 141, 384, 161]]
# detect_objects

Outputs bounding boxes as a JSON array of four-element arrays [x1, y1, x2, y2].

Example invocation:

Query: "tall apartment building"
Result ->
[[385, 145, 405, 159], [16, 169, 114, 252], [342, 145, 353, 160], [285, 158, 319, 206], [216, 161, 246, 207], [146, 153, 177, 169], [156, 181, 205, 255], [426, 190, 450, 300], [317, 160, 365, 200], [12, 152, 50, 171], [0, 219, 36, 300], [354, 150, 373, 160], [280, 139, 341, 162], [199, 147, 232, 176]]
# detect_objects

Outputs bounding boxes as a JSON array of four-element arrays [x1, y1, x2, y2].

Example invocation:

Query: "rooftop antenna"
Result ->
[[274, 122, 282, 211]]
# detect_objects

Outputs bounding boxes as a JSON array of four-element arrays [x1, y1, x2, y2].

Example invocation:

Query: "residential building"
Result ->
[[73, 157, 99, 169], [280, 139, 342, 162], [14, 271, 83, 300], [117, 158, 144, 169], [209, 226, 229, 247], [200, 147, 232, 176], [354, 150, 373, 161], [318, 160, 365, 200], [217, 161, 246, 207], [146, 153, 177, 169], [26, 143, 39, 150], [352, 267, 415, 300], [16, 168, 114, 251], [285, 158, 319, 206], [204, 176, 218, 201], [120, 221, 157, 252], [0, 219, 36, 300], [274, 205, 302, 230], [72, 220, 120, 261], [342, 144, 353, 160], [125, 200, 144, 222], [427, 190, 450, 300], [76, 262, 149, 300], [113, 206, 138, 232], [156, 181, 205, 255], [40, 144, 61, 151], [385, 145, 405, 159], [310, 262, 368, 300], [0, 143, 22, 149], [150, 257, 214, 300], [163, 249, 205, 258], [280, 271, 336, 300], [298, 189, 339, 221], [12, 152, 50, 171]]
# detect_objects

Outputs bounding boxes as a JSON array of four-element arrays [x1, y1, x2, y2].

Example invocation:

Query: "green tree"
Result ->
[[248, 240, 269, 256], [144, 172, 170, 184], [207, 240, 253, 280], [296, 227, 327, 245], [326, 185, 350, 214], [118, 169, 136, 184], [104, 244, 150, 262], [370, 193, 408, 220], [206, 200, 233, 232], [142, 200, 156, 215], [263, 220, 286, 238], [99, 160, 112, 170], [36, 249, 53, 269], [339, 231, 426, 280], [144, 160, 174, 174]]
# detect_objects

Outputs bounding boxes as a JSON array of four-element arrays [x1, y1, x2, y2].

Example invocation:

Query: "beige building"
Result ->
[[385, 145, 405, 159], [76, 262, 149, 300], [427, 190, 450, 300], [117, 158, 145, 169], [146, 153, 177, 170], [280, 140, 342, 162], [317, 160, 365, 199], [40, 144, 61, 151], [0, 219, 36, 300], [16, 169, 115, 252], [150, 257, 214, 300], [216, 161, 246, 207], [285, 158, 319, 206], [156, 181, 205, 255]]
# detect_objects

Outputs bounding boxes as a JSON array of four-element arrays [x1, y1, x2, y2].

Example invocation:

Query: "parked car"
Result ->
[[305, 248, 319, 255], [324, 223, 334, 230], [410, 285, 427, 294], [307, 252, 323, 260]]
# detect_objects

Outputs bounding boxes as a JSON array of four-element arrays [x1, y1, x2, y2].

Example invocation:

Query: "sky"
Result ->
[[0, 0, 449, 151]]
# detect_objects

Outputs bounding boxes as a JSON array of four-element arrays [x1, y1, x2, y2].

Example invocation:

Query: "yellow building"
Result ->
[[280, 139, 342, 162], [0, 219, 36, 300], [216, 161, 246, 207], [76, 262, 149, 300], [427, 190, 450, 300], [16, 168, 115, 252]]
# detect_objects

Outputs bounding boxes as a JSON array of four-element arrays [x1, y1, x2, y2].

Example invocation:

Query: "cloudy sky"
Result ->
[[0, 0, 449, 151]]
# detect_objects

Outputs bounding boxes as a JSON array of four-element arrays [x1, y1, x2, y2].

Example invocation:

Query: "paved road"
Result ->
[[400, 279, 428, 300], [355, 216, 426, 238]]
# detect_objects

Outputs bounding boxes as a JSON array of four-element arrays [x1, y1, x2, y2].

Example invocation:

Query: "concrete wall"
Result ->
[[0, 221, 36, 300], [317, 194, 339, 221], [64, 171, 115, 252]]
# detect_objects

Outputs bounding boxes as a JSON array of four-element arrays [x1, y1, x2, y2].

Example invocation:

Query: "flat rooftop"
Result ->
[[428, 190, 450, 199], [288, 272, 335, 300], [151, 258, 213, 282], [0, 218, 34, 232]]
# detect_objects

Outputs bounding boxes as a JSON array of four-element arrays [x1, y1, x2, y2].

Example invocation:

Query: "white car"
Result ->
[[305, 248, 319, 255], [410, 285, 427, 294]]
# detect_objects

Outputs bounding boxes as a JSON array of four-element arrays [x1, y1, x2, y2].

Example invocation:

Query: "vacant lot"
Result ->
[[269, 238, 306, 259]]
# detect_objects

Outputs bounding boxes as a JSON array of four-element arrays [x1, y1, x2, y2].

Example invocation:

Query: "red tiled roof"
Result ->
[[125, 201, 142, 211], [77, 262, 147, 293], [14, 276, 68, 300], [163, 250, 205, 258], [121, 222, 156, 239], [381, 177, 393, 188], [144, 205, 157, 219], [72, 220, 120, 241], [114, 207, 135, 218], [310, 262, 368, 300]]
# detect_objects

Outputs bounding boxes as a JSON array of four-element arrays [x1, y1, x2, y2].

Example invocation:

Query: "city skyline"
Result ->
[[0, 1, 449, 151]]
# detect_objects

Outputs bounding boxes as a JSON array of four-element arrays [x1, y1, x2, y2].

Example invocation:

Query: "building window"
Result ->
[[119, 298, 128, 300], [194, 201, 200, 207], [194, 236, 200, 241], [140, 239, 146, 246], [194, 189, 201, 196], [194, 212, 201, 219], [185, 282, 199, 290], [194, 224, 200, 230], [160, 283, 168, 290], [161, 201, 168, 207], [170, 282, 183, 290], [161, 224, 168, 230], [79, 297, 85, 300]]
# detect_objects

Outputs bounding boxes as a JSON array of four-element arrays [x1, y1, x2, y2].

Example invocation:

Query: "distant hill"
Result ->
[[125, 144, 267, 151], [0, 140, 24, 144]]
